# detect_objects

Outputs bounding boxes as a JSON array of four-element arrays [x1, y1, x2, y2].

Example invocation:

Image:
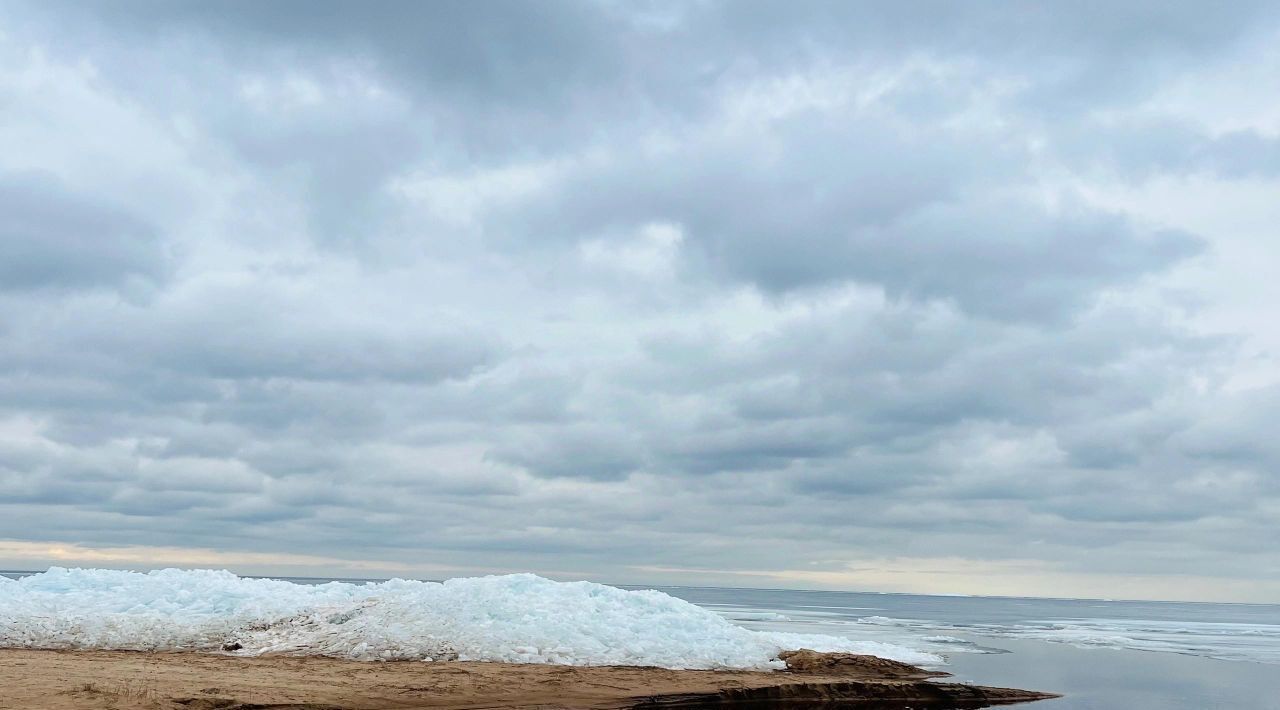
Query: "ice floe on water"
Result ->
[[0, 568, 939, 669], [705, 606, 793, 622], [856, 615, 1280, 664]]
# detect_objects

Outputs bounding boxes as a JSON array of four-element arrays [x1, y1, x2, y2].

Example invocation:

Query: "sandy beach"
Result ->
[[0, 649, 1056, 710]]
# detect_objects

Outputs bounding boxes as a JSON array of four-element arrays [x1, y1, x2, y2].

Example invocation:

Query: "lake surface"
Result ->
[[641, 583, 1280, 709]]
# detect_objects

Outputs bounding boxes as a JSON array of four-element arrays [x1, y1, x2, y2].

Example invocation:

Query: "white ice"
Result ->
[[0, 568, 940, 669]]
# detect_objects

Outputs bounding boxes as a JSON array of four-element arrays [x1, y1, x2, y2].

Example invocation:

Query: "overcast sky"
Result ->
[[2, 2, 1279, 602]]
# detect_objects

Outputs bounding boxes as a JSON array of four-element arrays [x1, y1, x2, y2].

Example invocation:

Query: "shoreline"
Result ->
[[0, 648, 1056, 709]]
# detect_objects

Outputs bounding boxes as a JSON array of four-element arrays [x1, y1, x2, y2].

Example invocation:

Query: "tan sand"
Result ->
[[0, 648, 1057, 709]]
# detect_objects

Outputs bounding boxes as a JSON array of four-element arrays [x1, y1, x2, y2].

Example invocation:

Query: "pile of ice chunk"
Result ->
[[0, 568, 940, 669]]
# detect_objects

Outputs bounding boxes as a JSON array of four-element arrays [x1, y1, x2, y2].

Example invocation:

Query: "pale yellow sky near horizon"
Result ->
[[2, 540, 1275, 605]]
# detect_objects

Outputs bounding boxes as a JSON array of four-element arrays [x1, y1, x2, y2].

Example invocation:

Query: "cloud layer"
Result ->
[[1, 2, 1278, 601]]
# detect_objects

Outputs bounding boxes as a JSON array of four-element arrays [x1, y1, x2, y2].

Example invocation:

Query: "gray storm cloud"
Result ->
[[0, 1, 1277, 601]]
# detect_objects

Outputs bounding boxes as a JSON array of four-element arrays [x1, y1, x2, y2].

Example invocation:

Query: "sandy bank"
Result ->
[[0, 649, 1056, 709]]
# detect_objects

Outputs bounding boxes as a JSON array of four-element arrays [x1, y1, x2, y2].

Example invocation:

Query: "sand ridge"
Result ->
[[0, 649, 1056, 709]]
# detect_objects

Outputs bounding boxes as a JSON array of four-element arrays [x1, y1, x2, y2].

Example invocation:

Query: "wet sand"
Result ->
[[0, 648, 1055, 709]]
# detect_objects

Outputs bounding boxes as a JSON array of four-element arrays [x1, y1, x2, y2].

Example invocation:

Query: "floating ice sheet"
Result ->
[[856, 614, 1280, 664]]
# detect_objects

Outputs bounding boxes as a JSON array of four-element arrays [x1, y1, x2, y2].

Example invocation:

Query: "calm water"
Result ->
[[637, 584, 1280, 709], [5, 570, 1278, 708]]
